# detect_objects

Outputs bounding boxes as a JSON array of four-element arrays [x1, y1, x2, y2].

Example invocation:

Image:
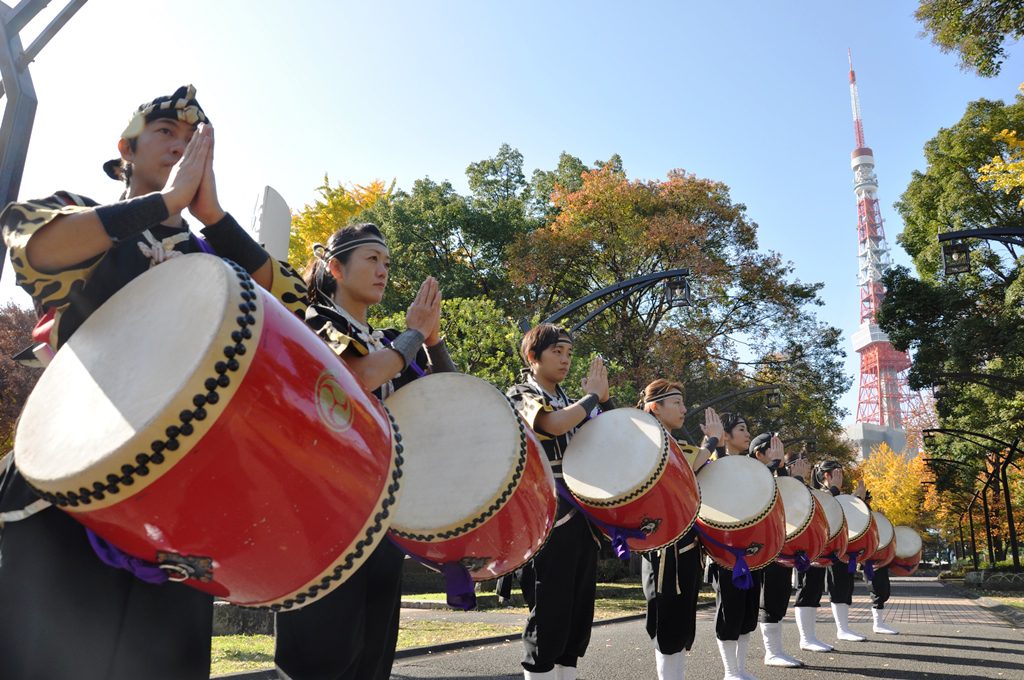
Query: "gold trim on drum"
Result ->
[[253, 405, 404, 611], [28, 259, 264, 512], [388, 394, 529, 542], [839, 495, 871, 543], [571, 423, 670, 509]]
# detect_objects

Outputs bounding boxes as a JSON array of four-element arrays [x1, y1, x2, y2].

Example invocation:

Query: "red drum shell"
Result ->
[[386, 373, 557, 580], [810, 489, 848, 567], [778, 492, 830, 568], [563, 409, 700, 553], [889, 549, 923, 576], [695, 456, 786, 571], [869, 512, 897, 568], [839, 495, 879, 563], [16, 255, 398, 610]]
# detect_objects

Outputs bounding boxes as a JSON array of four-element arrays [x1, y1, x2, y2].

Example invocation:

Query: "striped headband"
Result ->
[[644, 390, 683, 405], [313, 236, 389, 263]]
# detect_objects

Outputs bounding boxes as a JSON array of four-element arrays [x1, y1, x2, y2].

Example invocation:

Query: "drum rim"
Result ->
[[389, 393, 532, 542], [810, 488, 847, 540], [777, 476, 814, 541], [566, 416, 671, 508], [872, 511, 895, 550], [837, 494, 872, 542], [893, 526, 923, 558], [698, 487, 785, 570], [18, 256, 263, 511], [696, 456, 778, 530]]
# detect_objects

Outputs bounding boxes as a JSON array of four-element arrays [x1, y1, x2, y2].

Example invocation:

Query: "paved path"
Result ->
[[390, 578, 1023, 679]]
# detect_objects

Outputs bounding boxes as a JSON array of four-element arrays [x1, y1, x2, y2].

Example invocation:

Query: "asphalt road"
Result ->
[[391, 580, 1024, 680]]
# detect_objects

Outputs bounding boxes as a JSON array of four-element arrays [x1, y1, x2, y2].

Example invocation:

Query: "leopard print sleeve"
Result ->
[[1, 192, 101, 310], [267, 259, 308, 320]]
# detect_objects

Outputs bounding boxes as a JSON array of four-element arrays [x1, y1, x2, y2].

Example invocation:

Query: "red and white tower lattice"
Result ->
[[846, 50, 915, 458]]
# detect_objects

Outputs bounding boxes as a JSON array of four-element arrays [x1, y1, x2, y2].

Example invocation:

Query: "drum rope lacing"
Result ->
[[554, 481, 646, 561], [691, 523, 755, 590]]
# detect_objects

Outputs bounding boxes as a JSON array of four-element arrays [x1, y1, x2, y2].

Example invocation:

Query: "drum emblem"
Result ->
[[639, 517, 661, 536], [316, 370, 354, 432]]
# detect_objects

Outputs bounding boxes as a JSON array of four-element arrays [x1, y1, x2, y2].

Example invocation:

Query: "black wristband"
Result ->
[[578, 393, 599, 414], [200, 213, 269, 273], [95, 194, 169, 242], [598, 397, 616, 411], [703, 436, 719, 452]]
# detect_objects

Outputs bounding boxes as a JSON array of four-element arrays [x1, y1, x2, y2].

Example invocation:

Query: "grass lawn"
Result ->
[[210, 582, 703, 675], [978, 590, 1024, 609]]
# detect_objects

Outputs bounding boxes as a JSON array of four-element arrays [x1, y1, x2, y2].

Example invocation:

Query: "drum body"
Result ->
[[837, 495, 878, 564], [695, 455, 785, 571], [890, 526, 923, 576], [869, 512, 896, 568], [387, 373, 556, 580], [809, 488, 848, 567], [562, 408, 700, 553], [776, 477, 828, 567], [15, 254, 399, 610]]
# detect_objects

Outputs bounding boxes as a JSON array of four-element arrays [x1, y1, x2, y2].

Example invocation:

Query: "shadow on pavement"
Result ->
[[843, 649, 1024, 674]]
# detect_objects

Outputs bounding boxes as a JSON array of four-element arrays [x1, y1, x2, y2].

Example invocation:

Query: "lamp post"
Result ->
[[925, 457, 994, 569], [924, 428, 1020, 571], [937, 227, 1024, 277], [676, 383, 783, 443]]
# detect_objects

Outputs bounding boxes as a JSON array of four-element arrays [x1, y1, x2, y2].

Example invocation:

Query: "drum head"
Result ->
[[387, 373, 526, 534], [776, 476, 813, 540], [810, 488, 845, 538], [872, 512, 895, 550], [837, 495, 871, 540], [16, 254, 254, 492], [697, 455, 777, 528], [562, 408, 666, 502], [894, 526, 923, 558]]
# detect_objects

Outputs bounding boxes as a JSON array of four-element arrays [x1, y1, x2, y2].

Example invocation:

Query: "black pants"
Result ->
[[759, 562, 793, 623], [711, 564, 762, 640], [794, 565, 826, 607], [826, 561, 855, 605], [0, 506, 213, 680], [643, 542, 701, 653], [522, 511, 599, 672], [868, 565, 891, 609], [274, 539, 404, 680]]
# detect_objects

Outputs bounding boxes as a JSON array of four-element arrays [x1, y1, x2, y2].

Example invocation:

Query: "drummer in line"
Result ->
[[748, 433, 810, 670], [507, 324, 614, 680], [704, 412, 765, 680], [792, 461, 870, 650], [637, 379, 724, 680], [0, 85, 307, 679], [275, 223, 457, 680]]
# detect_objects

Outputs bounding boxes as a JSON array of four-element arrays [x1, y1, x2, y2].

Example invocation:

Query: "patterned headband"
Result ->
[[119, 84, 208, 140], [313, 236, 389, 263], [644, 390, 684, 405]]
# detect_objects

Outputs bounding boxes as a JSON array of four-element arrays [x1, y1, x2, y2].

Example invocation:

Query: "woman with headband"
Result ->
[[638, 379, 723, 680], [274, 223, 456, 680]]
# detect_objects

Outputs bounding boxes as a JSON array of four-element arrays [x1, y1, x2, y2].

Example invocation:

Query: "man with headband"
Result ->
[[507, 324, 614, 680], [0, 85, 306, 679]]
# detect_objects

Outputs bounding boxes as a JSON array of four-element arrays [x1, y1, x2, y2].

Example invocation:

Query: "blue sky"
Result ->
[[3, 0, 1023, 424]]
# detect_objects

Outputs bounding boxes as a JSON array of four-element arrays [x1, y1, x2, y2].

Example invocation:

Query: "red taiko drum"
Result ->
[[695, 455, 785, 571], [775, 476, 829, 568], [889, 526, 923, 576], [810, 488, 848, 567], [561, 408, 700, 553], [837, 494, 878, 565], [869, 512, 896, 569], [15, 254, 399, 610], [386, 373, 556, 580]]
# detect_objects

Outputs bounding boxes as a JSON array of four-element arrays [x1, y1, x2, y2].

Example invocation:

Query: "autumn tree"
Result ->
[[0, 302, 41, 451], [916, 0, 1024, 77], [859, 443, 927, 528], [288, 175, 394, 268]]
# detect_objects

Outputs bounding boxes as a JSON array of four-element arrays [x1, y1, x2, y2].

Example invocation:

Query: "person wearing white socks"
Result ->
[[707, 413, 762, 680], [637, 380, 724, 679], [749, 434, 809, 668], [867, 565, 899, 634]]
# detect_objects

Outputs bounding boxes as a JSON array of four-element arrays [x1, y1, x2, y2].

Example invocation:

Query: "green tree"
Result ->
[[916, 0, 1024, 77]]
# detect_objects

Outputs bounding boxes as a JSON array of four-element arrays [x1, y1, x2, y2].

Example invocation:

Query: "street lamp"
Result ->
[[765, 388, 783, 410], [664, 277, 691, 308], [941, 241, 971, 276]]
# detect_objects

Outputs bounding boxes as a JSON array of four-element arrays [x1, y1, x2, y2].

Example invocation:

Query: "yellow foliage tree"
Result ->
[[860, 443, 926, 528], [287, 176, 395, 270], [978, 86, 1024, 205]]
